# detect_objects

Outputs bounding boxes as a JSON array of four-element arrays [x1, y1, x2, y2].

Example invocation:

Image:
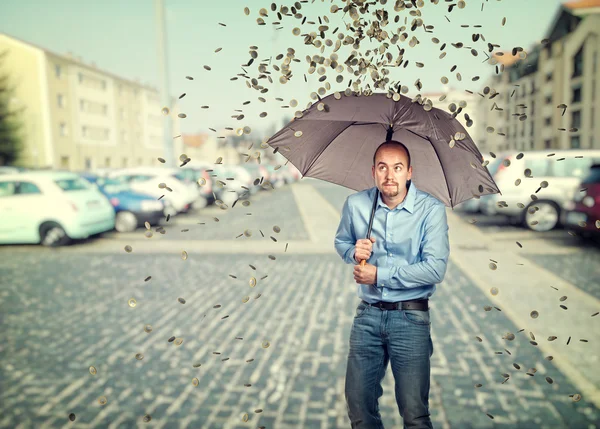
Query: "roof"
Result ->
[[563, 0, 600, 9], [0, 32, 164, 94], [182, 134, 211, 148]]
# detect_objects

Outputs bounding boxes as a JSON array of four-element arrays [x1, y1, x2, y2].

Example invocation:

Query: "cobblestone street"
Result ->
[[0, 180, 598, 428]]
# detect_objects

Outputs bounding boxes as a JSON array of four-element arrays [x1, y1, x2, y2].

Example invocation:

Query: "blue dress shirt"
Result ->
[[334, 182, 450, 303]]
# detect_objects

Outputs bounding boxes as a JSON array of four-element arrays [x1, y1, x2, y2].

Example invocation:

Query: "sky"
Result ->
[[0, 0, 567, 137]]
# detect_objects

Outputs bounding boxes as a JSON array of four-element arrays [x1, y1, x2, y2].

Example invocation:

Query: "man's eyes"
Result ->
[[380, 166, 401, 170]]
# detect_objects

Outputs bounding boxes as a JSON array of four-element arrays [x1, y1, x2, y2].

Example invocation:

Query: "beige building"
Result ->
[[0, 32, 182, 170], [475, 0, 600, 154]]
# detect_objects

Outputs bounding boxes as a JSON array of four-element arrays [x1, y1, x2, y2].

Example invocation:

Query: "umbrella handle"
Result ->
[[360, 259, 366, 267], [359, 188, 379, 268]]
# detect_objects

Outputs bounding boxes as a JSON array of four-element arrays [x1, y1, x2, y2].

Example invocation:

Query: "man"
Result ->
[[334, 140, 450, 429]]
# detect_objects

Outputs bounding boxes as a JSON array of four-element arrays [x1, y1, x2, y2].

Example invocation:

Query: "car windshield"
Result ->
[[54, 177, 91, 191], [96, 178, 130, 193], [583, 166, 600, 184]]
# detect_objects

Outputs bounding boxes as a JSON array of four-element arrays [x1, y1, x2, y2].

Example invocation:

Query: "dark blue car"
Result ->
[[80, 173, 166, 232]]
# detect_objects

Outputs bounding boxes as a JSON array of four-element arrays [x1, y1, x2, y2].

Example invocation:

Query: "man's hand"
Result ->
[[353, 263, 377, 285], [354, 237, 376, 263]]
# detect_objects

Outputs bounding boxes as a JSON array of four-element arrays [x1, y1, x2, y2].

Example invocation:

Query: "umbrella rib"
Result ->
[[303, 121, 357, 177], [427, 141, 453, 208]]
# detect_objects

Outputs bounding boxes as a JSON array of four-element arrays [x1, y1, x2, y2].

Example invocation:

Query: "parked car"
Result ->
[[0, 166, 28, 175], [479, 150, 600, 231], [561, 163, 600, 239], [243, 163, 270, 193], [179, 163, 215, 206], [207, 165, 250, 206], [264, 164, 285, 189], [80, 173, 167, 232], [106, 167, 204, 215], [456, 154, 508, 213], [0, 171, 115, 246]]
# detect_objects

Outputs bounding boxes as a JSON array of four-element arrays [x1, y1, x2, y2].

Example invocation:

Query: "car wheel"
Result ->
[[115, 211, 138, 233], [523, 201, 560, 232], [39, 222, 71, 247]]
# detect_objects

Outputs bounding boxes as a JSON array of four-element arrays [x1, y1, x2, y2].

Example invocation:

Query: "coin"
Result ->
[[573, 394, 582, 402], [161, 107, 170, 115], [489, 262, 497, 270], [144, 325, 152, 333], [174, 338, 183, 346], [261, 341, 270, 348], [128, 298, 137, 308], [143, 414, 152, 422], [69, 413, 76, 421], [181, 251, 188, 260], [515, 179, 521, 186], [89, 366, 97, 375], [490, 287, 499, 296], [530, 311, 539, 319], [244, 229, 252, 237], [273, 226, 281, 233], [249, 277, 257, 287], [242, 296, 250, 303], [125, 245, 133, 253], [294, 130, 303, 137], [192, 378, 199, 386], [178, 297, 186, 304], [98, 396, 108, 406], [135, 353, 144, 360]]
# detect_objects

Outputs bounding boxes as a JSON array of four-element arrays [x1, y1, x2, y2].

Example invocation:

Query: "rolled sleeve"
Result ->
[[334, 197, 357, 265], [376, 265, 391, 287]]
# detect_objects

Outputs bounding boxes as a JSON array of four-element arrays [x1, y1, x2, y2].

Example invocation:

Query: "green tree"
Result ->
[[0, 49, 25, 166]]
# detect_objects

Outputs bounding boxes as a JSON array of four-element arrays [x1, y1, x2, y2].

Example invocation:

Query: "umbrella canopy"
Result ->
[[266, 92, 500, 208]]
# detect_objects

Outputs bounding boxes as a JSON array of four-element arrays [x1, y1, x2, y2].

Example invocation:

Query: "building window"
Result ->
[[573, 46, 584, 78], [530, 122, 534, 136], [59, 122, 67, 136], [572, 110, 582, 129], [594, 50, 597, 74], [55, 64, 61, 79], [570, 135, 581, 149], [545, 94, 552, 104], [545, 117, 552, 126], [531, 100, 535, 115], [78, 72, 84, 83], [544, 139, 552, 149], [82, 126, 88, 138], [530, 140, 534, 149], [80, 100, 86, 112], [60, 156, 70, 169], [57, 94, 65, 108], [105, 157, 111, 167], [591, 136, 595, 148], [545, 72, 553, 82], [85, 158, 92, 169], [572, 86, 582, 103], [592, 107, 595, 129]]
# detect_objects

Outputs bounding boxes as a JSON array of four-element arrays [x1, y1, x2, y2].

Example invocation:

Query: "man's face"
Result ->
[[371, 146, 412, 199]]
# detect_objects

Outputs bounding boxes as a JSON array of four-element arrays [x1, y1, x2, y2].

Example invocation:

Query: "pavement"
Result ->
[[0, 178, 599, 428]]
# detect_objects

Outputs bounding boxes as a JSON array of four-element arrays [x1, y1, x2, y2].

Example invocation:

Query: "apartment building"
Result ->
[[0, 32, 182, 170], [475, 0, 600, 154]]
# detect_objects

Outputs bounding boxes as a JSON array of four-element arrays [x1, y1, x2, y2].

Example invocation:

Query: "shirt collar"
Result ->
[[374, 180, 416, 213]]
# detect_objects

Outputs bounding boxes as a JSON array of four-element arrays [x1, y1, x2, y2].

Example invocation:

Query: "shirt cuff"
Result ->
[[376, 266, 391, 288]]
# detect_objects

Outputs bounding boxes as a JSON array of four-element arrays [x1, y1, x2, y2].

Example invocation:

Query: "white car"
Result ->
[[0, 171, 116, 246], [107, 167, 204, 215], [479, 149, 600, 231]]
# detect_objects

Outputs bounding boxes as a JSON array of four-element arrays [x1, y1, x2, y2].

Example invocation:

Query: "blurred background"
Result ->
[[0, 0, 599, 428]]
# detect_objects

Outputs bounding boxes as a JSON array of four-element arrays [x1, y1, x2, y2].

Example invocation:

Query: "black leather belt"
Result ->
[[362, 299, 429, 311]]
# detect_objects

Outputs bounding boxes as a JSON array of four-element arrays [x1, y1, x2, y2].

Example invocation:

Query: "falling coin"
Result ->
[[530, 311, 539, 319], [489, 262, 497, 270], [89, 366, 97, 375], [181, 251, 188, 260], [161, 107, 170, 115], [244, 229, 252, 237], [144, 325, 152, 333], [174, 338, 183, 346], [128, 298, 137, 308], [142, 415, 152, 423], [294, 130, 303, 137], [98, 396, 108, 406], [490, 287, 499, 296], [249, 277, 257, 287], [125, 245, 133, 253], [192, 378, 199, 386], [242, 296, 250, 303], [573, 394, 582, 402], [135, 353, 144, 360], [261, 341, 270, 348], [68, 413, 76, 421], [178, 297, 186, 304]]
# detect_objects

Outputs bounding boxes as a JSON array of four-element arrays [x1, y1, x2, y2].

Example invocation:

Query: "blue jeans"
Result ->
[[345, 301, 434, 429]]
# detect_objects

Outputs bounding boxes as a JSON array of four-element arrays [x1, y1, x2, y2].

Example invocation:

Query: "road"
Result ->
[[0, 178, 599, 429]]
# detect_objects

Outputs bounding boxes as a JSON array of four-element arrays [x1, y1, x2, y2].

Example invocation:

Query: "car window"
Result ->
[[582, 166, 600, 184], [524, 158, 550, 176], [0, 181, 17, 197], [17, 181, 42, 195], [130, 175, 154, 182], [552, 157, 593, 178], [54, 177, 91, 191]]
